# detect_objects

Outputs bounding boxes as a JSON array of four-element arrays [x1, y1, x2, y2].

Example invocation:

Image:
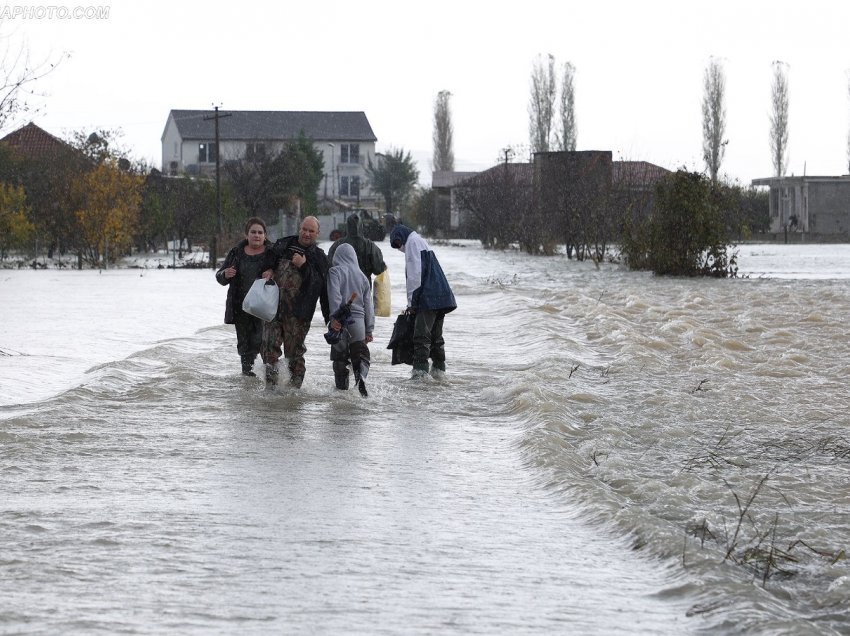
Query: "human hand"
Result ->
[[224, 266, 237, 279], [331, 319, 342, 331], [291, 252, 306, 268], [365, 334, 373, 344], [261, 269, 273, 280]]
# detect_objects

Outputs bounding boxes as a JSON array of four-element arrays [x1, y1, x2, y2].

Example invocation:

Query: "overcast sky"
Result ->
[[5, 0, 850, 185]]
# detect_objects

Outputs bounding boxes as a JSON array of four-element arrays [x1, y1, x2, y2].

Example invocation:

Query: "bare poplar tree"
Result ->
[[558, 62, 577, 151], [528, 53, 557, 153], [432, 90, 454, 172], [769, 61, 790, 177], [701, 57, 727, 181]]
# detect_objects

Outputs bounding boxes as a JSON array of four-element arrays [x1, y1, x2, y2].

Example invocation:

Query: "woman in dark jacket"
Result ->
[[215, 217, 270, 376]]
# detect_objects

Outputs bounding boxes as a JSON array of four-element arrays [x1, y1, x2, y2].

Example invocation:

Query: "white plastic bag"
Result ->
[[242, 278, 279, 322]]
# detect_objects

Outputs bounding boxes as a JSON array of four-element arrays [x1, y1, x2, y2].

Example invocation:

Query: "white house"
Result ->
[[161, 109, 378, 207]]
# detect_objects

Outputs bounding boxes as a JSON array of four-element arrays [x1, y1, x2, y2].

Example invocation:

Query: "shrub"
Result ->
[[620, 170, 735, 277]]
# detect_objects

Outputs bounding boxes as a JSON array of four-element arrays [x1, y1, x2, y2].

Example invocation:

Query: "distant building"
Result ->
[[161, 109, 379, 209], [751, 175, 850, 237], [432, 170, 479, 231], [438, 153, 670, 235]]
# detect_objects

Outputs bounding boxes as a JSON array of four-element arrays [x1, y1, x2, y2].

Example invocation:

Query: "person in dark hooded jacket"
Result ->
[[215, 217, 271, 376], [327, 214, 387, 286], [389, 224, 456, 379]]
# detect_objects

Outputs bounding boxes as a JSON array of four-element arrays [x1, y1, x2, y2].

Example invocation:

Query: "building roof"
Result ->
[[0, 122, 78, 158], [466, 162, 534, 185], [450, 159, 671, 190], [752, 175, 850, 186], [432, 170, 480, 188], [612, 161, 670, 186], [166, 110, 377, 142]]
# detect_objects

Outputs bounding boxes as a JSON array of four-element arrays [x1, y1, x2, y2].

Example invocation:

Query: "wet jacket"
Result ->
[[215, 239, 271, 324], [389, 225, 456, 314], [327, 215, 387, 283], [262, 235, 330, 323]]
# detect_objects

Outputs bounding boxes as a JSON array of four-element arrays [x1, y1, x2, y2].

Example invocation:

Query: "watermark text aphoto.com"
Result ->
[[0, 5, 110, 19]]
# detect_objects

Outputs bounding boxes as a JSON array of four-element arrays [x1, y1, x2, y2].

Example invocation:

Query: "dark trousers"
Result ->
[[412, 309, 445, 372], [331, 338, 371, 389], [234, 311, 263, 357]]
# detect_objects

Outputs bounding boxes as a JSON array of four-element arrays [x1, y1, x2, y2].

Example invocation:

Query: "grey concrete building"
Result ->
[[751, 175, 850, 237]]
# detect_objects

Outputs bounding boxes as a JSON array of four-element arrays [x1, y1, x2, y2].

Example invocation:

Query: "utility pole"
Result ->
[[204, 104, 231, 267]]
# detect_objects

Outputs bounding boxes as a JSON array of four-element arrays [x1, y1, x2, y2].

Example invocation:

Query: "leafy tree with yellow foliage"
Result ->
[[72, 160, 143, 266], [0, 182, 33, 258]]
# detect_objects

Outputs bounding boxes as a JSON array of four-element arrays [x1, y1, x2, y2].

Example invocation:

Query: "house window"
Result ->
[[198, 142, 217, 163], [340, 176, 360, 197], [246, 142, 265, 162], [340, 143, 360, 164]]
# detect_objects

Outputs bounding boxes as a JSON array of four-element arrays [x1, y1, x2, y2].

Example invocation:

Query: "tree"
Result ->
[[558, 62, 577, 151], [0, 135, 89, 258], [702, 57, 727, 182], [769, 61, 789, 177], [454, 158, 533, 250], [70, 129, 131, 166], [410, 187, 438, 234], [0, 30, 68, 132], [432, 90, 455, 171], [619, 170, 735, 277], [279, 131, 324, 214], [366, 148, 419, 214], [225, 131, 323, 223], [536, 151, 612, 260], [0, 181, 32, 257], [72, 160, 143, 266], [528, 53, 557, 153]]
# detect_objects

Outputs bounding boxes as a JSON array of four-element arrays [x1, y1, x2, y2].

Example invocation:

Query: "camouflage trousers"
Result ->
[[261, 313, 311, 387]]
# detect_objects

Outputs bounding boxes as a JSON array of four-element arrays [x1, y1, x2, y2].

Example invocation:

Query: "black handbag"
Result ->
[[386, 312, 414, 366]]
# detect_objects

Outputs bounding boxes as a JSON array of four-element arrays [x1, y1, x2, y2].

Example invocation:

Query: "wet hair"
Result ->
[[244, 217, 267, 234]]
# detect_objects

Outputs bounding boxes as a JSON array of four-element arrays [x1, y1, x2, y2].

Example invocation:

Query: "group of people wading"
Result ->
[[216, 214, 456, 396]]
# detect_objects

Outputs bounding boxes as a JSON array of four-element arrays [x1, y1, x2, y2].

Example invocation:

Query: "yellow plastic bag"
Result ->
[[373, 269, 391, 317]]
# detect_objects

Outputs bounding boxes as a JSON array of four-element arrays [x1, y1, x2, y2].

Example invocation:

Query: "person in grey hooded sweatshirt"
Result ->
[[326, 243, 374, 396]]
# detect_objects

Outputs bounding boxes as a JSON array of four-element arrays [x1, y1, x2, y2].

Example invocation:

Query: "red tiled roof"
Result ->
[[0, 122, 77, 159]]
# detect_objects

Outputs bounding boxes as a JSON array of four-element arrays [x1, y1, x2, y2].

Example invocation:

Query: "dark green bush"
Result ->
[[620, 170, 735, 277]]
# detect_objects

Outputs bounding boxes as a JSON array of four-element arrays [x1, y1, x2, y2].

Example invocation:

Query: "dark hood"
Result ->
[[389, 224, 413, 248], [346, 214, 362, 238]]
